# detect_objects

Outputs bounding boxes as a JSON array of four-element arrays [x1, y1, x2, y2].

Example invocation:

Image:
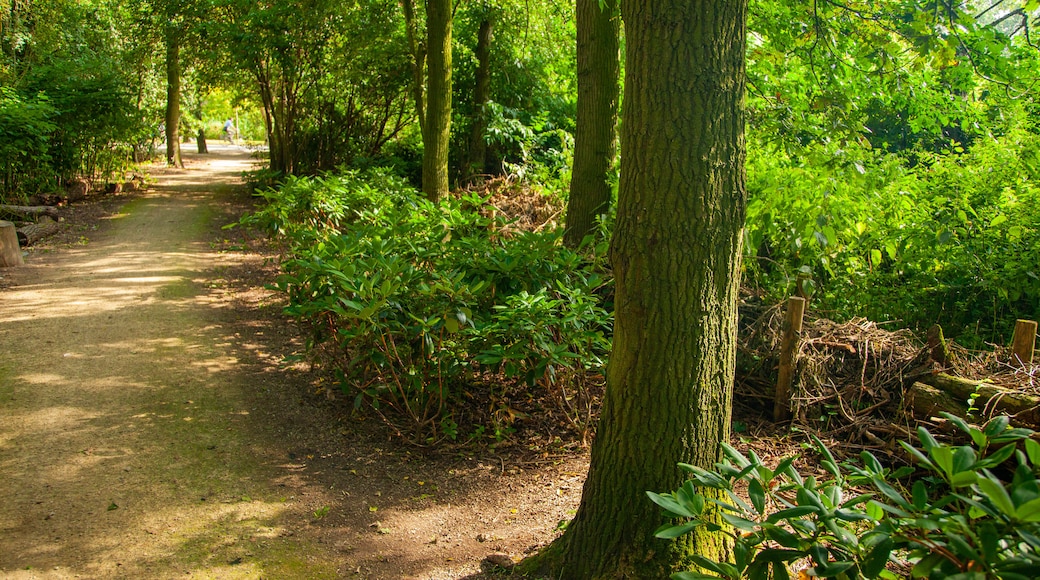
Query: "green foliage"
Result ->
[[482, 102, 574, 192], [649, 414, 1040, 579], [0, 88, 58, 202], [745, 118, 1040, 345], [247, 170, 611, 442]]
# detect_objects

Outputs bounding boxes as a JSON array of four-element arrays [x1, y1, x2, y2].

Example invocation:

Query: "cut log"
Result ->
[[910, 373, 1040, 427], [16, 216, 61, 246], [0, 204, 61, 220], [0, 220, 23, 267]]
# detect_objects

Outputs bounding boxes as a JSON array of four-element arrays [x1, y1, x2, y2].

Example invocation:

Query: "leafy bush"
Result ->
[[745, 124, 1040, 346], [649, 414, 1040, 579], [0, 88, 58, 203], [249, 170, 611, 442]]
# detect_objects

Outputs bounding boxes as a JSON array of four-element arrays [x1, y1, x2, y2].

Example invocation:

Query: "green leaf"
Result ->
[[1027, 439, 1040, 466], [976, 474, 1015, 516], [862, 535, 894, 578], [444, 317, 460, 333], [930, 445, 954, 477], [720, 513, 758, 531], [654, 520, 701, 539], [983, 416, 1010, 437], [951, 471, 978, 488], [1015, 497, 1040, 522], [646, 491, 696, 518], [990, 214, 1008, 228], [766, 506, 819, 524], [912, 480, 928, 509], [748, 478, 766, 515], [671, 573, 723, 580]]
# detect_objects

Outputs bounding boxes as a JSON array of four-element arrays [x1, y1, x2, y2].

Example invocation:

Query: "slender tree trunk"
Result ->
[[532, 0, 748, 577], [402, 0, 426, 137], [563, 0, 619, 248], [422, 0, 452, 201], [164, 24, 182, 168], [464, 15, 493, 185]]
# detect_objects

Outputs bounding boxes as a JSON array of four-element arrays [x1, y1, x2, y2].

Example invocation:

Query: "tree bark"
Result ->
[[463, 15, 493, 185], [563, 0, 620, 248], [0, 205, 60, 220], [402, 0, 427, 137], [16, 216, 61, 246], [537, 1, 748, 577], [422, 0, 452, 202], [164, 20, 183, 168], [0, 220, 23, 267], [910, 373, 1040, 427]]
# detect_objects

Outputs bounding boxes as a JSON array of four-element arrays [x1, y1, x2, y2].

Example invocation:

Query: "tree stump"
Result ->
[[197, 128, 208, 154], [0, 220, 23, 267]]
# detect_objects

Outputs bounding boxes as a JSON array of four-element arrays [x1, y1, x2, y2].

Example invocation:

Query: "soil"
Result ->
[[0, 144, 588, 579]]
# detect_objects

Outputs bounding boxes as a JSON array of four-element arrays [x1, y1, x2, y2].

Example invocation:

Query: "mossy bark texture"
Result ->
[[546, 0, 748, 577], [563, 0, 620, 248], [422, 0, 452, 202]]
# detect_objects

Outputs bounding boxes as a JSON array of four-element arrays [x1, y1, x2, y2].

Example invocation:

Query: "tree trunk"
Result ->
[[422, 0, 452, 202], [164, 22, 182, 168], [402, 0, 426, 137], [536, 1, 748, 577], [563, 0, 620, 249], [463, 15, 493, 185]]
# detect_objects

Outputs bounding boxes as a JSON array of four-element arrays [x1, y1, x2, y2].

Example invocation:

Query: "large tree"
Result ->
[[562, 0, 620, 248], [530, 0, 748, 576]]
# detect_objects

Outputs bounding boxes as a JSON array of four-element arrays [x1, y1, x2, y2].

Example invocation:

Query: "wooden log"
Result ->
[[914, 373, 1040, 427], [0, 204, 61, 220], [907, 381, 967, 420], [1011, 319, 1037, 367], [16, 216, 61, 246], [0, 220, 23, 267], [774, 296, 807, 422]]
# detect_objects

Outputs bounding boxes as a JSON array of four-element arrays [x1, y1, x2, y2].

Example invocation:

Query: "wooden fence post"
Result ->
[[1011, 319, 1037, 367], [774, 296, 806, 422]]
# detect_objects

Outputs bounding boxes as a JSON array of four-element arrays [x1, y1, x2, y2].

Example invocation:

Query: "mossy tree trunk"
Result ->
[[164, 19, 182, 168], [463, 13, 493, 185], [538, 0, 748, 577], [563, 0, 619, 249], [422, 0, 452, 201]]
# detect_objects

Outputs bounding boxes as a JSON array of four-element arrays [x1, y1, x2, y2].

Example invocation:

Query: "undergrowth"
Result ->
[[240, 169, 612, 444]]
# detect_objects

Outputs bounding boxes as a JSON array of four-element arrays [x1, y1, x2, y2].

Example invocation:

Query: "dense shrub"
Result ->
[[0, 88, 58, 203], [651, 414, 1040, 579], [744, 125, 1040, 346], [246, 170, 611, 442]]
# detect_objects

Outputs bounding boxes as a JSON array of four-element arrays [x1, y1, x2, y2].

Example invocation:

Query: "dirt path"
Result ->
[[0, 147, 586, 579]]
